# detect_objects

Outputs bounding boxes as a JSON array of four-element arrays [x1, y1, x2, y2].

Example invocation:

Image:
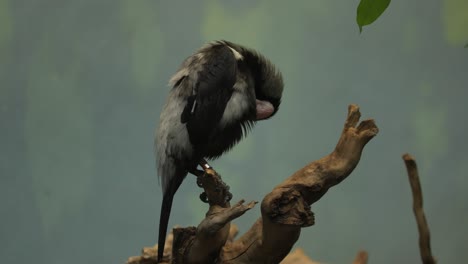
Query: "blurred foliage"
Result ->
[[120, 1, 164, 95], [411, 83, 448, 173], [202, 0, 266, 45], [356, 0, 391, 32], [443, 0, 468, 46], [0, 0, 12, 55], [25, 35, 95, 237], [402, 19, 420, 52]]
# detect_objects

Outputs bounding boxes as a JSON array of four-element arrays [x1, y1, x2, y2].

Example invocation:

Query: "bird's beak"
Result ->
[[256, 99, 274, 120]]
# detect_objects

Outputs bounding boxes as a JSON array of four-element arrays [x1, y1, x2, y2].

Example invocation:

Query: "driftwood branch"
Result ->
[[280, 249, 321, 264], [127, 104, 378, 263], [402, 154, 436, 264]]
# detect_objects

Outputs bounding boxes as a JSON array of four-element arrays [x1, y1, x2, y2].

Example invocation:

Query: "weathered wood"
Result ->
[[127, 104, 378, 264]]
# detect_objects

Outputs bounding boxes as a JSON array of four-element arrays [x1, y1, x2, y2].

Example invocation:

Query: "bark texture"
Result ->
[[403, 154, 437, 264], [127, 104, 378, 264]]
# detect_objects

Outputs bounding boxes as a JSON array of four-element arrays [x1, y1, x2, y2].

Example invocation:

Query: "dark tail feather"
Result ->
[[157, 191, 173, 262], [157, 176, 184, 263]]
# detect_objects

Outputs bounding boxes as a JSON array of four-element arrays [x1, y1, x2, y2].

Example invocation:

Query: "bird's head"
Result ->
[[222, 41, 284, 121]]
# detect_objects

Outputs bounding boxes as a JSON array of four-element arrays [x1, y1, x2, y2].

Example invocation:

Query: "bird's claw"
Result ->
[[199, 192, 209, 203], [225, 191, 233, 202], [196, 177, 204, 187]]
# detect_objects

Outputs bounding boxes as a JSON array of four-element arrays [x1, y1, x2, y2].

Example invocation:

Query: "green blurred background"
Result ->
[[1, 0, 467, 263]]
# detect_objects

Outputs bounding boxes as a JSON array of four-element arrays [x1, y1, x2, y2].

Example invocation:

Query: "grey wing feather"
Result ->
[[156, 42, 238, 190], [182, 44, 238, 146]]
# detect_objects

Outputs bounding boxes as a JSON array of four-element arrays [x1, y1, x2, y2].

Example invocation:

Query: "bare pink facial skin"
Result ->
[[255, 99, 274, 120]]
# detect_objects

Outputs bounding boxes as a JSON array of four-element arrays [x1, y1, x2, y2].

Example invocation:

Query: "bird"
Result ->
[[155, 40, 284, 262]]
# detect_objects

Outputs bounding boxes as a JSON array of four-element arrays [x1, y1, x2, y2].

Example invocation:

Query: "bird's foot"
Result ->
[[192, 159, 233, 204], [190, 159, 214, 188], [189, 169, 205, 187], [199, 192, 209, 203], [196, 177, 204, 188], [225, 190, 233, 202], [191, 159, 232, 204]]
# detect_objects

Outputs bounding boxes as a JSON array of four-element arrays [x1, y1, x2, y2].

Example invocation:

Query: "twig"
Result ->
[[402, 154, 436, 264]]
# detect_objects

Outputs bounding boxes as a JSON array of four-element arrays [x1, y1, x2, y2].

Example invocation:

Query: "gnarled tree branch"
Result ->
[[127, 104, 378, 264]]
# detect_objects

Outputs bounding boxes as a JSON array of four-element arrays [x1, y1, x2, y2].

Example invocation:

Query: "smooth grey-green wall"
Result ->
[[1, 0, 467, 263]]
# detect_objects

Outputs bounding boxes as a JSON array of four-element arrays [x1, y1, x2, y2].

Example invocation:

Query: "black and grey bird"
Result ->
[[155, 40, 284, 262]]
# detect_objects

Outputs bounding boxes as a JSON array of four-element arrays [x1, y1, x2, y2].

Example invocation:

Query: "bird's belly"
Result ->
[[202, 121, 250, 159], [203, 87, 255, 159]]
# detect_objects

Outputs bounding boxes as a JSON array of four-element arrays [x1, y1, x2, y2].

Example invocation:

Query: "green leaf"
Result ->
[[465, 43, 468, 48], [356, 0, 391, 33]]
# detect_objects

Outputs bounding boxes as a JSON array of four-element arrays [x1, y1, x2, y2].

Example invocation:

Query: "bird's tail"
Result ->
[[157, 175, 184, 263]]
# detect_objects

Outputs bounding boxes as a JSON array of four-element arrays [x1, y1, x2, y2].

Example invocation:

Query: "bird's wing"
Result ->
[[181, 44, 238, 145]]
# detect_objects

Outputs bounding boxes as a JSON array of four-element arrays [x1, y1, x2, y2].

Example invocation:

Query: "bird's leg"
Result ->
[[189, 169, 205, 188], [190, 168, 205, 178], [187, 159, 213, 204], [188, 159, 212, 177], [199, 158, 212, 171], [189, 159, 213, 187]]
